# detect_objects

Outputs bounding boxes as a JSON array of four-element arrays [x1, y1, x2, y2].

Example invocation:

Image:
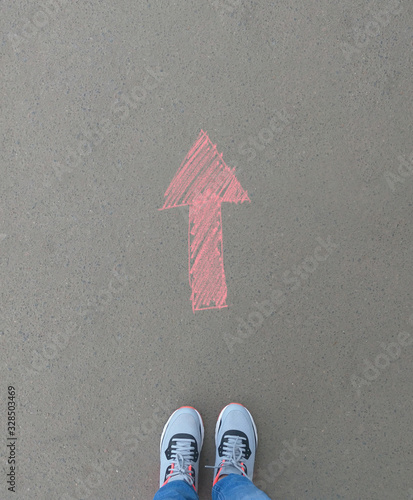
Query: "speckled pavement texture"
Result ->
[[1, 1, 413, 499]]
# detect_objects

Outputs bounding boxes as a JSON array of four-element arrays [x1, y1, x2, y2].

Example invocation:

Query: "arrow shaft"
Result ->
[[161, 130, 250, 311], [189, 198, 227, 311]]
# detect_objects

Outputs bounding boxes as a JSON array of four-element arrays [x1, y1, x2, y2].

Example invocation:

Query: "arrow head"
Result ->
[[161, 130, 250, 209]]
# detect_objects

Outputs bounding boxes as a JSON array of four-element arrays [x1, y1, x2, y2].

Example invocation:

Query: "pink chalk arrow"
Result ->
[[160, 130, 250, 312]]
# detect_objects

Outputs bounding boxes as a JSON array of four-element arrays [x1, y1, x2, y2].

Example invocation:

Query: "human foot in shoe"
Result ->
[[209, 403, 258, 486], [159, 406, 204, 492]]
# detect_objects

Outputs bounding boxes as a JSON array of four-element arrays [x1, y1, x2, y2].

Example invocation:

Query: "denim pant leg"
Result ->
[[153, 480, 199, 500], [212, 474, 272, 500]]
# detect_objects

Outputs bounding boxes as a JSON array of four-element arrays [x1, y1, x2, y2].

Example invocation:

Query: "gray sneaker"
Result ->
[[159, 406, 204, 492], [209, 403, 258, 486]]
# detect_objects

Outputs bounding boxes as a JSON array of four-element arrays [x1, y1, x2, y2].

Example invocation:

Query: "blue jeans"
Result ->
[[153, 474, 272, 499]]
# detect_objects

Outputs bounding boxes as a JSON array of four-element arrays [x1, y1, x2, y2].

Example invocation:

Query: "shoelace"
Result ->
[[205, 435, 246, 476], [166, 438, 196, 486]]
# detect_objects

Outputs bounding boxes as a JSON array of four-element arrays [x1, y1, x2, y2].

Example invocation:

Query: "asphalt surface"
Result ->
[[1, 1, 413, 499]]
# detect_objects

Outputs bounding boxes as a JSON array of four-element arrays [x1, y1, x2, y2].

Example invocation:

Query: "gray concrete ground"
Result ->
[[1, 1, 413, 499]]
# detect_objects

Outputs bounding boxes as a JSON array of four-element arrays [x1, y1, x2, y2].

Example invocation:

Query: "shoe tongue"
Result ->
[[166, 461, 195, 487], [219, 462, 243, 477]]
